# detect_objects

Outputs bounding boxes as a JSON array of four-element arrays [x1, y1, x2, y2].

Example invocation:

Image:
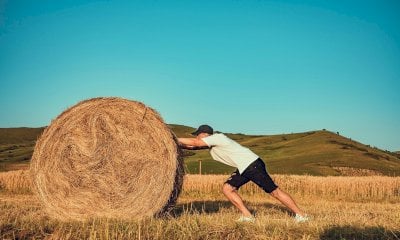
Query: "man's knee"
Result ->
[[222, 183, 236, 195], [270, 188, 281, 198]]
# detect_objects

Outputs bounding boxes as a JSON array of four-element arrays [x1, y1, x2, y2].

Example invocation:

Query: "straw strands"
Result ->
[[30, 97, 183, 220]]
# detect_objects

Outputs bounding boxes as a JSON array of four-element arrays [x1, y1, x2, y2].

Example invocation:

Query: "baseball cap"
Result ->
[[191, 125, 214, 136]]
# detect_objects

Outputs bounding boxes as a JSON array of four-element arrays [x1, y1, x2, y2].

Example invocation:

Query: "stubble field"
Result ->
[[1, 171, 399, 240]]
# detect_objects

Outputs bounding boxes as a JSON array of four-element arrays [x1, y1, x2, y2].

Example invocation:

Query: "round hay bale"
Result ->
[[30, 97, 184, 220]]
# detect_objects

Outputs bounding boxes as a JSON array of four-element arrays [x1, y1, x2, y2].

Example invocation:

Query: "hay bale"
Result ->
[[30, 97, 184, 220]]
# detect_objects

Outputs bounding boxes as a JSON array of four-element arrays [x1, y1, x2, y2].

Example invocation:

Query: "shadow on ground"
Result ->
[[172, 200, 291, 217], [320, 225, 400, 240]]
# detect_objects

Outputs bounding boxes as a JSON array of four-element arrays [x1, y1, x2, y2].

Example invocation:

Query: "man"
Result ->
[[178, 124, 309, 223]]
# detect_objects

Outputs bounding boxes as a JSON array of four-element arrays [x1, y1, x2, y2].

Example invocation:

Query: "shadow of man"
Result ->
[[171, 200, 293, 217]]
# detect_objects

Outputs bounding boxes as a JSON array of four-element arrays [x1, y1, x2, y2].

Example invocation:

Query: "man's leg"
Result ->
[[222, 183, 252, 217], [270, 188, 305, 216], [243, 159, 306, 217]]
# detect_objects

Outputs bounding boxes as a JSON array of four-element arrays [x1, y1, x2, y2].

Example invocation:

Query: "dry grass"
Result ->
[[332, 167, 383, 176], [1, 171, 399, 239], [0, 170, 31, 193], [30, 97, 184, 220], [4, 171, 399, 202], [183, 174, 400, 203]]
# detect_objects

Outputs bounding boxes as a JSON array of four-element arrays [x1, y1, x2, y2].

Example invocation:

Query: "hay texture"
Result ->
[[30, 97, 183, 220]]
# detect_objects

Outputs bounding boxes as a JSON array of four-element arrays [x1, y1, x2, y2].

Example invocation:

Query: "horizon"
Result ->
[[1, 1, 399, 151], [1, 124, 398, 152]]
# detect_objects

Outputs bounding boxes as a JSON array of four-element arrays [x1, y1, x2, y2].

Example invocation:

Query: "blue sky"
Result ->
[[0, 0, 399, 151]]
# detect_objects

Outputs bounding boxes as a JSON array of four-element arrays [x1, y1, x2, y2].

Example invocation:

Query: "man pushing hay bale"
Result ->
[[30, 97, 184, 220]]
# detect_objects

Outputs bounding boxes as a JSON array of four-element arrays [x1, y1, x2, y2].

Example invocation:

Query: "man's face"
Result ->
[[197, 133, 209, 139]]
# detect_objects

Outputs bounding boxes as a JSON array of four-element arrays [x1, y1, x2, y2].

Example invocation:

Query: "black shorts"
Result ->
[[225, 158, 278, 193]]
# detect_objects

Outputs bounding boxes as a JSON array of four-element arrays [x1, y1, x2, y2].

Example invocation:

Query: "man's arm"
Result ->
[[178, 138, 209, 148], [180, 144, 209, 150]]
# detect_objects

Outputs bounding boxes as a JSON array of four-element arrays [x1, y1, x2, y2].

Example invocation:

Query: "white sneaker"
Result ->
[[237, 215, 256, 223], [294, 214, 310, 223]]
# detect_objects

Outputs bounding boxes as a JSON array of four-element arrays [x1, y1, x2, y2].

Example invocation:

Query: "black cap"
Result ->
[[191, 125, 214, 136]]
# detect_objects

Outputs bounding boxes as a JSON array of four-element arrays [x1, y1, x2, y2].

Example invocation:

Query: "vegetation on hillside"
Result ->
[[1, 125, 399, 176], [170, 124, 400, 176]]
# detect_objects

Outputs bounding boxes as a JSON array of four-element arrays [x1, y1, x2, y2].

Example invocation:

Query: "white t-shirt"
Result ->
[[202, 133, 259, 174]]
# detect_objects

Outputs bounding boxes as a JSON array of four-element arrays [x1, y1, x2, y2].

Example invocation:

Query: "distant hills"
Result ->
[[0, 127, 45, 145], [1, 125, 399, 176]]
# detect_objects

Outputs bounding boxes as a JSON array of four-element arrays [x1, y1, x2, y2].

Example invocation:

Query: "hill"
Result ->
[[1, 125, 399, 176], [0, 127, 45, 144], [0, 127, 45, 171]]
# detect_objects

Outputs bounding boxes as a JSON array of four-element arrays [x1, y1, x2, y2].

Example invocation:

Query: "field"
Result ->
[[1, 170, 399, 239], [1, 126, 399, 239]]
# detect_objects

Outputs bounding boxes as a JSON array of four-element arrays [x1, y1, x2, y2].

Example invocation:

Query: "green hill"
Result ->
[[0, 127, 45, 171], [0, 127, 45, 144], [1, 125, 399, 176]]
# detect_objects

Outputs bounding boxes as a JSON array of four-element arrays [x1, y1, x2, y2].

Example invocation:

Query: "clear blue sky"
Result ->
[[0, 0, 399, 151]]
